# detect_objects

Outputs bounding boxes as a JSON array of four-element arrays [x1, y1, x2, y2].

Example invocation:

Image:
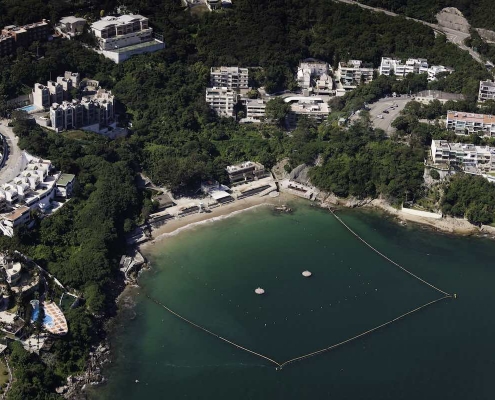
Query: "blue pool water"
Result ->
[[31, 303, 54, 327], [17, 104, 38, 113]]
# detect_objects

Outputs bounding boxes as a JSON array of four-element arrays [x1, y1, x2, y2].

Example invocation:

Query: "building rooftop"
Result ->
[[226, 161, 264, 173], [480, 80, 495, 88], [60, 16, 86, 24], [447, 111, 495, 124], [56, 174, 75, 187], [3, 206, 30, 222], [416, 90, 464, 101], [91, 14, 147, 31]]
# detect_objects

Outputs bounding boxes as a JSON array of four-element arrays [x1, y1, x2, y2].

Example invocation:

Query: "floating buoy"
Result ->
[[302, 270, 312, 277], [255, 288, 265, 295]]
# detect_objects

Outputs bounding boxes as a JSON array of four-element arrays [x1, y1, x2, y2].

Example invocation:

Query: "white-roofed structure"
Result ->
[[90, 14, 164, 63]]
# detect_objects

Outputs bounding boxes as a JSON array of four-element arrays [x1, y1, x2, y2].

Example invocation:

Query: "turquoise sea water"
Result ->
[[94, 203, 495, 399]]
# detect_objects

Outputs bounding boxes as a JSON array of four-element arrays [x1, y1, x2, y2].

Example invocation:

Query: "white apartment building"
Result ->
[[337, 60, 374, 90], [446, 111, 495, 137], [478, 80, 495, 102], [379, 57, 428, 77], [90, 14, 164, 63], [32, 83, 51, 109], [32, 71, 81, 110], [210, 67, 249, 89], [286, 97, 330, 126], [245, 99, 266, 121], [56, 16, 86, 38], [0, 152, 73, 236], [206, 87, 238, 118], [431, 140, 495, 173], [297, 60, 329, 89], [428, 65, 454, 82]]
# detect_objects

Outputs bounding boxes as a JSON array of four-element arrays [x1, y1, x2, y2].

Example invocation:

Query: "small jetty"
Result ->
[[255, 287, 265, 295], [302, 270, 312, 277]]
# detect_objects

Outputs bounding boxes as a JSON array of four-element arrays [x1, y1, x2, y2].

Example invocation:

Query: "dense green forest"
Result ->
[[358, 0, 495, 29], [0, 0, 493, 398], [441, 174, 495, 225]]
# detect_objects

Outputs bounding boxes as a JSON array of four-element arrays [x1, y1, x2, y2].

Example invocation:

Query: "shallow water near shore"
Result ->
[[93, 203, 495, 399]]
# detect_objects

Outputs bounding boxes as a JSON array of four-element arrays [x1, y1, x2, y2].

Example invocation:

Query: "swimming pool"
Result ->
[[16, 104, 38, 113], [30, 300, 54, 327]]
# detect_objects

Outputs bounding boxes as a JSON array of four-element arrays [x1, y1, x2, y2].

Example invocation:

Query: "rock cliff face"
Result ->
[[436, 7, 470, 34], [477, 28, 495, 43]]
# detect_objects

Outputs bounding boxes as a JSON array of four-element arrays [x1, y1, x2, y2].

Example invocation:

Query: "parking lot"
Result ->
[[368, 97, 412, 135]]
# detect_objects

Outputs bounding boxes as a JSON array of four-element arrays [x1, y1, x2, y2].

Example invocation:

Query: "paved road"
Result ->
[[0, 121, 25, 185], [335, 0, 484, 65], [368, 97, 411, 134]]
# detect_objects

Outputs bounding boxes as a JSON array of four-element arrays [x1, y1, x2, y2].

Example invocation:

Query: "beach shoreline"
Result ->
[[139, 191, 494, 257], [138, 192, 296, 252]]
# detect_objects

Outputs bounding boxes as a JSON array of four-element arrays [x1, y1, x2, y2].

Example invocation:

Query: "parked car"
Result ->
[[383, 110, 389, 114]]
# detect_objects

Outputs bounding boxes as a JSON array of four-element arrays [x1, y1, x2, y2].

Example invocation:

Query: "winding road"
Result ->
[[334, 0, 484, 65], [0, 121, 26, 185]]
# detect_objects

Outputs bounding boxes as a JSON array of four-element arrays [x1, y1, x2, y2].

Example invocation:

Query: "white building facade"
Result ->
[[446, 111, 495, 137], [90, 14, 164, 63], [336, 60, 374, 90], [206, 87, 238, 118], [210, 67, 249, 89], [478, 80, 495, 102]]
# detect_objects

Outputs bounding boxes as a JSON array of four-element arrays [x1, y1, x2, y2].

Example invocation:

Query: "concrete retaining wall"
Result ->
[[401, 207, 442, 219]]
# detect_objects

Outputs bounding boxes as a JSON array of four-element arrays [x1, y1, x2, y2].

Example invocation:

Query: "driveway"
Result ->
[[368, 97, 411, 135], [0, 120, 26, 185]]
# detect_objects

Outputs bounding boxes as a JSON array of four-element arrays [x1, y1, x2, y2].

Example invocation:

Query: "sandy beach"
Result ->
[[139, 192, 295, 251]]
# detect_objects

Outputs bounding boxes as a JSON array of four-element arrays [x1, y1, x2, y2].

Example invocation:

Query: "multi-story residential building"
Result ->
[[226, 161, 266, 185], [0, 34, 14, 57], [297, 60, 329, 89], [0, 152, 73, 236], [32, 71, 80, 110], [430, 140, 495, 173], [50, 89, 115, 132], [287, 97, 330, 126], [0, 20, 51, 57], [427, 65, 454, 81], [206, 87, 238, 118], [478, 80, 495, 102], [55, 174, 75, 198], [210, 67, 249, 89], [32, 83, 51, 109], [245, 99, 267, 121], [90, 14, 164, 63], [446, 111, 495, 137], [337, 60, 374, 90], [2, 20, 51, 48], [379, 57, 429, 77], [56, 16, 86, 38], [47, 81, 64, 104]]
